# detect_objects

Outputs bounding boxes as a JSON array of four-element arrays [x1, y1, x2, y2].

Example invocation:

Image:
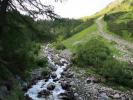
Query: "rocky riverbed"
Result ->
[[25, 44, 133, 100], [70, 67, 133, 100], [25, 44, 75, 100]]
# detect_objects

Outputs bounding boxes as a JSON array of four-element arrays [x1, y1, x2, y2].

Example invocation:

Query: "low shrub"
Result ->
[[73, 38, 111, 67], [54, 36, 66, 50], [72, 37, 133, 88], [41, 67, 50, 76], [100, 58, 133, 88], [55, 43, 66, 50], [36, 57, 48, 67]]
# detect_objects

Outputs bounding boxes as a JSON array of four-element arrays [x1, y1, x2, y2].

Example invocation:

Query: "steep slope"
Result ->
[[102, 0, 133, 41], [97, 0, 133, 16], [82, 0, 133, 21]]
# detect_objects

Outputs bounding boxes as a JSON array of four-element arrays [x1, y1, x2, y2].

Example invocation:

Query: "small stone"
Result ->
[[99, 92, 109, 100], [70, 81, 75, 86], [113, 93, 121, 99], [78, 97, 83, 100], [74, 93, 78, 97], [86, 78, 92, 84]]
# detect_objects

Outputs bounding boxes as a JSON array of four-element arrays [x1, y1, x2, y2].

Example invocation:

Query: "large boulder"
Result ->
[[61, 81, 71, 90], [53, 78, 59, 82], [25, 94, 32, 100], [47, 83, 55, 90], [110, 93, 121, 99], [44, 74, 50, 80], [58, 91, 75, 100], [37, 89, 51, 97], [51, 72, 57, 79]]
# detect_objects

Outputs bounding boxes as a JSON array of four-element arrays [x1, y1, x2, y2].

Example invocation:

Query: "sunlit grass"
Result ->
[[63, 24, 97, 52], [63, 22, 121, 57]]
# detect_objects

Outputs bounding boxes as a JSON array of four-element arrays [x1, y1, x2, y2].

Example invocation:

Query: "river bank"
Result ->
[[25, 44, 133, 100]]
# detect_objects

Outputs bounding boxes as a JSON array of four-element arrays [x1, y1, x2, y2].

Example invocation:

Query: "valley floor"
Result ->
[[62, 16, 133, 99]]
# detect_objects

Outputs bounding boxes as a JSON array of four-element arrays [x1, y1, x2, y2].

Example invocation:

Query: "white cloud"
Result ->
[[41, 0, 114, 18]]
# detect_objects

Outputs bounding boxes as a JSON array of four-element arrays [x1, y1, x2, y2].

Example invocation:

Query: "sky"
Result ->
[[42, 0, 114, 19]]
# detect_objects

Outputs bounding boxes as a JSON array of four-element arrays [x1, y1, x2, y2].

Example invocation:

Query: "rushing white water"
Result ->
[[25, 45, 69, 100]]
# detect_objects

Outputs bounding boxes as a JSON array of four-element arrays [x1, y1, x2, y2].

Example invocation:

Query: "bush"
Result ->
[[36, 57, 47, 67], [54, 36, 66, 50], [105, 12, 133, 41], [0, 65, 12, 81], [73, 38, 111, 67], [55, 43, 66, 50], [41, 67, 50, 76], [104, 14, 110, 21], [100, 58, 133, 88]]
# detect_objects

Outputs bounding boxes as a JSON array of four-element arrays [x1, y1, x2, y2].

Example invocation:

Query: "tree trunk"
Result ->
[[0, 0, 10, 34]]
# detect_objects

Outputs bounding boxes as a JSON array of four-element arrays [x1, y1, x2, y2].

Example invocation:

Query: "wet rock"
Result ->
[[49, 65, 57, 71], [86, 78, 91, 84], [44, 74, 50, 80], [36, 76, 43, 80], [54, 58, 62, 66], [61, 81, 71, 90], [45, 79, 49, 82], [61, 72, 67, 76], [47, 83, 55, 90], [74, 93, 79, 97], [77, 97, 83, 100], [53, 78, 59, 82], [111, 93, 121, 99], [25, 94, 32, 100], [60, 58, 69, 65], [58, 91, 75, 100], [62, 60, 68, 64], [99, 92, 109, 100], [66, 72, 74, 78], [59, 63, 65, 66], [0, 86, 9, 100], [70, 81, 75, 86], [28, 80, 38, 88], [86, 77, 99, 84], [93, 78, 100, 83], [51, 72, 57, 79], [38, 89, 50, 97], [22, 84, 28, 92], [58, 92, 69, 100], [63, 67, 69, 72]]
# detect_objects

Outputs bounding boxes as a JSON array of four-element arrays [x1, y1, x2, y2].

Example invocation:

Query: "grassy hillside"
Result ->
[[63, 22, 133, 88], [63, 23, 121, 56], [82, 0, 133, 22], [103, 11, 133, 41], [97, 0, 133, 15], [62, 0, 133, 89], [63, 24, 97, 51], [100, 0, 133, 41]]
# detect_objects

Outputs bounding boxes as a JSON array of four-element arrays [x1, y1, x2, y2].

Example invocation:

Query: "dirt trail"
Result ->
[[96, 17, 133, 63]]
